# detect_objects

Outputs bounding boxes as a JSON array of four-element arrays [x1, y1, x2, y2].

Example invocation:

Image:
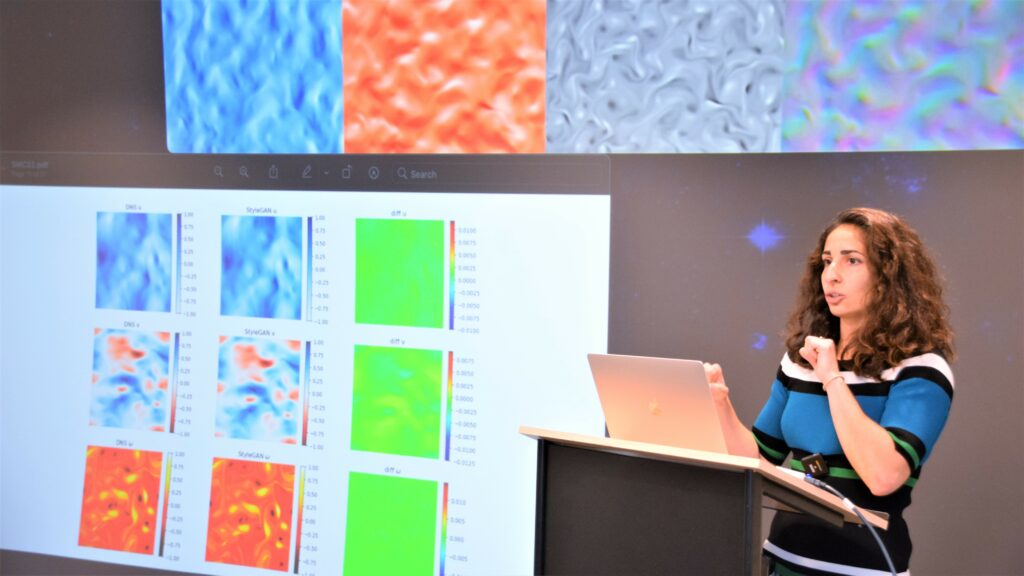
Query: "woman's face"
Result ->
[[821, 224, 874, 336]]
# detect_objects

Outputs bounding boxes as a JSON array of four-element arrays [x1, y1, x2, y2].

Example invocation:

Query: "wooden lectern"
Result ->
[[521, 426, 887, 576]]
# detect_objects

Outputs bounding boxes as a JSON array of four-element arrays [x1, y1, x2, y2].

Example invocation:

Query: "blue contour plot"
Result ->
[[220, 215, 303, 319], [96, 213, 173, 312]]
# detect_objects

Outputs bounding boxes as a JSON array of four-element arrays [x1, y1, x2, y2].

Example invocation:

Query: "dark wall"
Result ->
[[0, 0, 165, 153], [608, 151, 1024, 574]]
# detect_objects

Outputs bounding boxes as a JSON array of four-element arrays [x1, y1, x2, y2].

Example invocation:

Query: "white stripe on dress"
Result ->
[[764, 540, 910, 576]]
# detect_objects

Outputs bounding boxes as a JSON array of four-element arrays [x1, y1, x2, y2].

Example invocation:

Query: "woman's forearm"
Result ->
[[827, 380, 910, 496], [712, 389, 759, 458]]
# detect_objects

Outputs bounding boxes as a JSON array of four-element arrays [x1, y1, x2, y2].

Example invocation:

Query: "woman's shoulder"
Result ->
[[778, 352, 813, 381], [778, 350, 954, 390], [881, 351, 955, 391]]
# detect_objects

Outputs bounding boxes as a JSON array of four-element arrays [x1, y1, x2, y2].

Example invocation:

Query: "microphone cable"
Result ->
[[803, 475, 898, 576]]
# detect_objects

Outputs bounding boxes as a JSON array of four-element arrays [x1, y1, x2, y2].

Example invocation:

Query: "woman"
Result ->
[[707, 207, 954, 575]]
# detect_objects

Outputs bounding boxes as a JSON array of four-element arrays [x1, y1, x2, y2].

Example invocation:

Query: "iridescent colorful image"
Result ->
[[221, 215, 303, 320], [216, 336, 302, 444], [782, 0, 1024, 151], [344, 472, 439, 576], [96, 212, 172, 312], [355, 218, 445, 329], [90, 329, 171, 432], [351, 345, 442, 459], [206, 457, 295, 572], [78, 446, 163, 555]]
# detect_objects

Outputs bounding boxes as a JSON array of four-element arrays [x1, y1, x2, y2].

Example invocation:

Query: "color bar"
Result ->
[[449, 221, 455, 330], [158, 452, 172, 556], [445, 351, 454, 461], [175, 213, 182, 313], [293, 467, 306, 573], [169, 332, 180, 434], [440, 482, 449, 576], [306, 217, 313, 321], [302, 341, 312, 446]]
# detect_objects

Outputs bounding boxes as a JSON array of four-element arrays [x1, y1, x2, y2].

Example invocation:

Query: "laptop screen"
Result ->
[[588, 353, 728, 454]]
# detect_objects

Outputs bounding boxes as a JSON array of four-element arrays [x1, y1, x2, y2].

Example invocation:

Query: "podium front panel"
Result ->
[[535, 441, 762, 575]]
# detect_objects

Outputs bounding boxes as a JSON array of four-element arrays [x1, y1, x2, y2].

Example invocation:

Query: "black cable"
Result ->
[[803, 475, 898, 576]]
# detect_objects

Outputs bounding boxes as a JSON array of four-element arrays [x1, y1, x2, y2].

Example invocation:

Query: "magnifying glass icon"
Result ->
[[214, 165, 224, 177], [397, 167, 408, 179]]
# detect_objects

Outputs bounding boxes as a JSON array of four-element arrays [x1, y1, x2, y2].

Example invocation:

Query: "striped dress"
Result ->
[[754, 352, 954, 576]]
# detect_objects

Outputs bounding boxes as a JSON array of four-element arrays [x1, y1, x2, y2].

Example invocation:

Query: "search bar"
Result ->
[[389, 158, 609, 193], [395, 165, 438, 181]]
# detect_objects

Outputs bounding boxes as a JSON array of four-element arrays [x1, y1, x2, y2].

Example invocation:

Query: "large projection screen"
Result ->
[[3, 151, 1022, 576], [2, 0, 1022, 574]]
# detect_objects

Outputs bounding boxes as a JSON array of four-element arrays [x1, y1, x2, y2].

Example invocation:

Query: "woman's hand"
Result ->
[[703, 362, 730, 404], [799, 335, 842, 385], [800, 337, 911, 495], [702, 361, 759, 458]]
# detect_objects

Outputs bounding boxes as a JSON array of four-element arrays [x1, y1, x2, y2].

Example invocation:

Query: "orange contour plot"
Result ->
[[78, 446, 163, 555], [205, 457, 295, 572], [343, 0, 546, 153]]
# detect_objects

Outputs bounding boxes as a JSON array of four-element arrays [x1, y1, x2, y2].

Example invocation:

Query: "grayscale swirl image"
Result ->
[[547, 0, 784, 152]]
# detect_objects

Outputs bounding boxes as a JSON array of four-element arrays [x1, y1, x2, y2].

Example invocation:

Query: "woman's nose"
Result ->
[[824, 263, 840, 282]]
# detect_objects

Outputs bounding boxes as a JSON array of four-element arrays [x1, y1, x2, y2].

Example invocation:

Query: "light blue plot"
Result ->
[[162, 0, 343, 153]]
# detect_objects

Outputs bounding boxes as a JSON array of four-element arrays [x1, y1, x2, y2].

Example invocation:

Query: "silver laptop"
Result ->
[[587, 353, 728, 454]]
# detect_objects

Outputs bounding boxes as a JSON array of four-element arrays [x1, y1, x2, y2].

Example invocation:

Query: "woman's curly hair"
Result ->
[[784, 207, 955, 379]]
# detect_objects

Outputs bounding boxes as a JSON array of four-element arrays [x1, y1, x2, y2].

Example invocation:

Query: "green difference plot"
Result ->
[[355, 218, 445, 328], [344, 472, 438, 576], [352, 345, 442, 458]]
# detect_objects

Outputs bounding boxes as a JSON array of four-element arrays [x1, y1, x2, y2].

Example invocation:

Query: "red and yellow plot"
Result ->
[[343, 0, 546, 153], [206, 457, 295, 572], [78, 446, 163, 554]]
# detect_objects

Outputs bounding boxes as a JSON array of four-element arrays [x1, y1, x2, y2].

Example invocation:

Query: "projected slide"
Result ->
[[78, 446, 163, 555], [344, 472, 439, 576], [205, 457, 295, 572], [2, 184, 610, 576], [355, 218, 445, 328], [216, 336, 302, 444], [96, 212, 172, 312], [90, 329, 172, 432], [221, 215, 303, 320], [351, 345, 442, 459]]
